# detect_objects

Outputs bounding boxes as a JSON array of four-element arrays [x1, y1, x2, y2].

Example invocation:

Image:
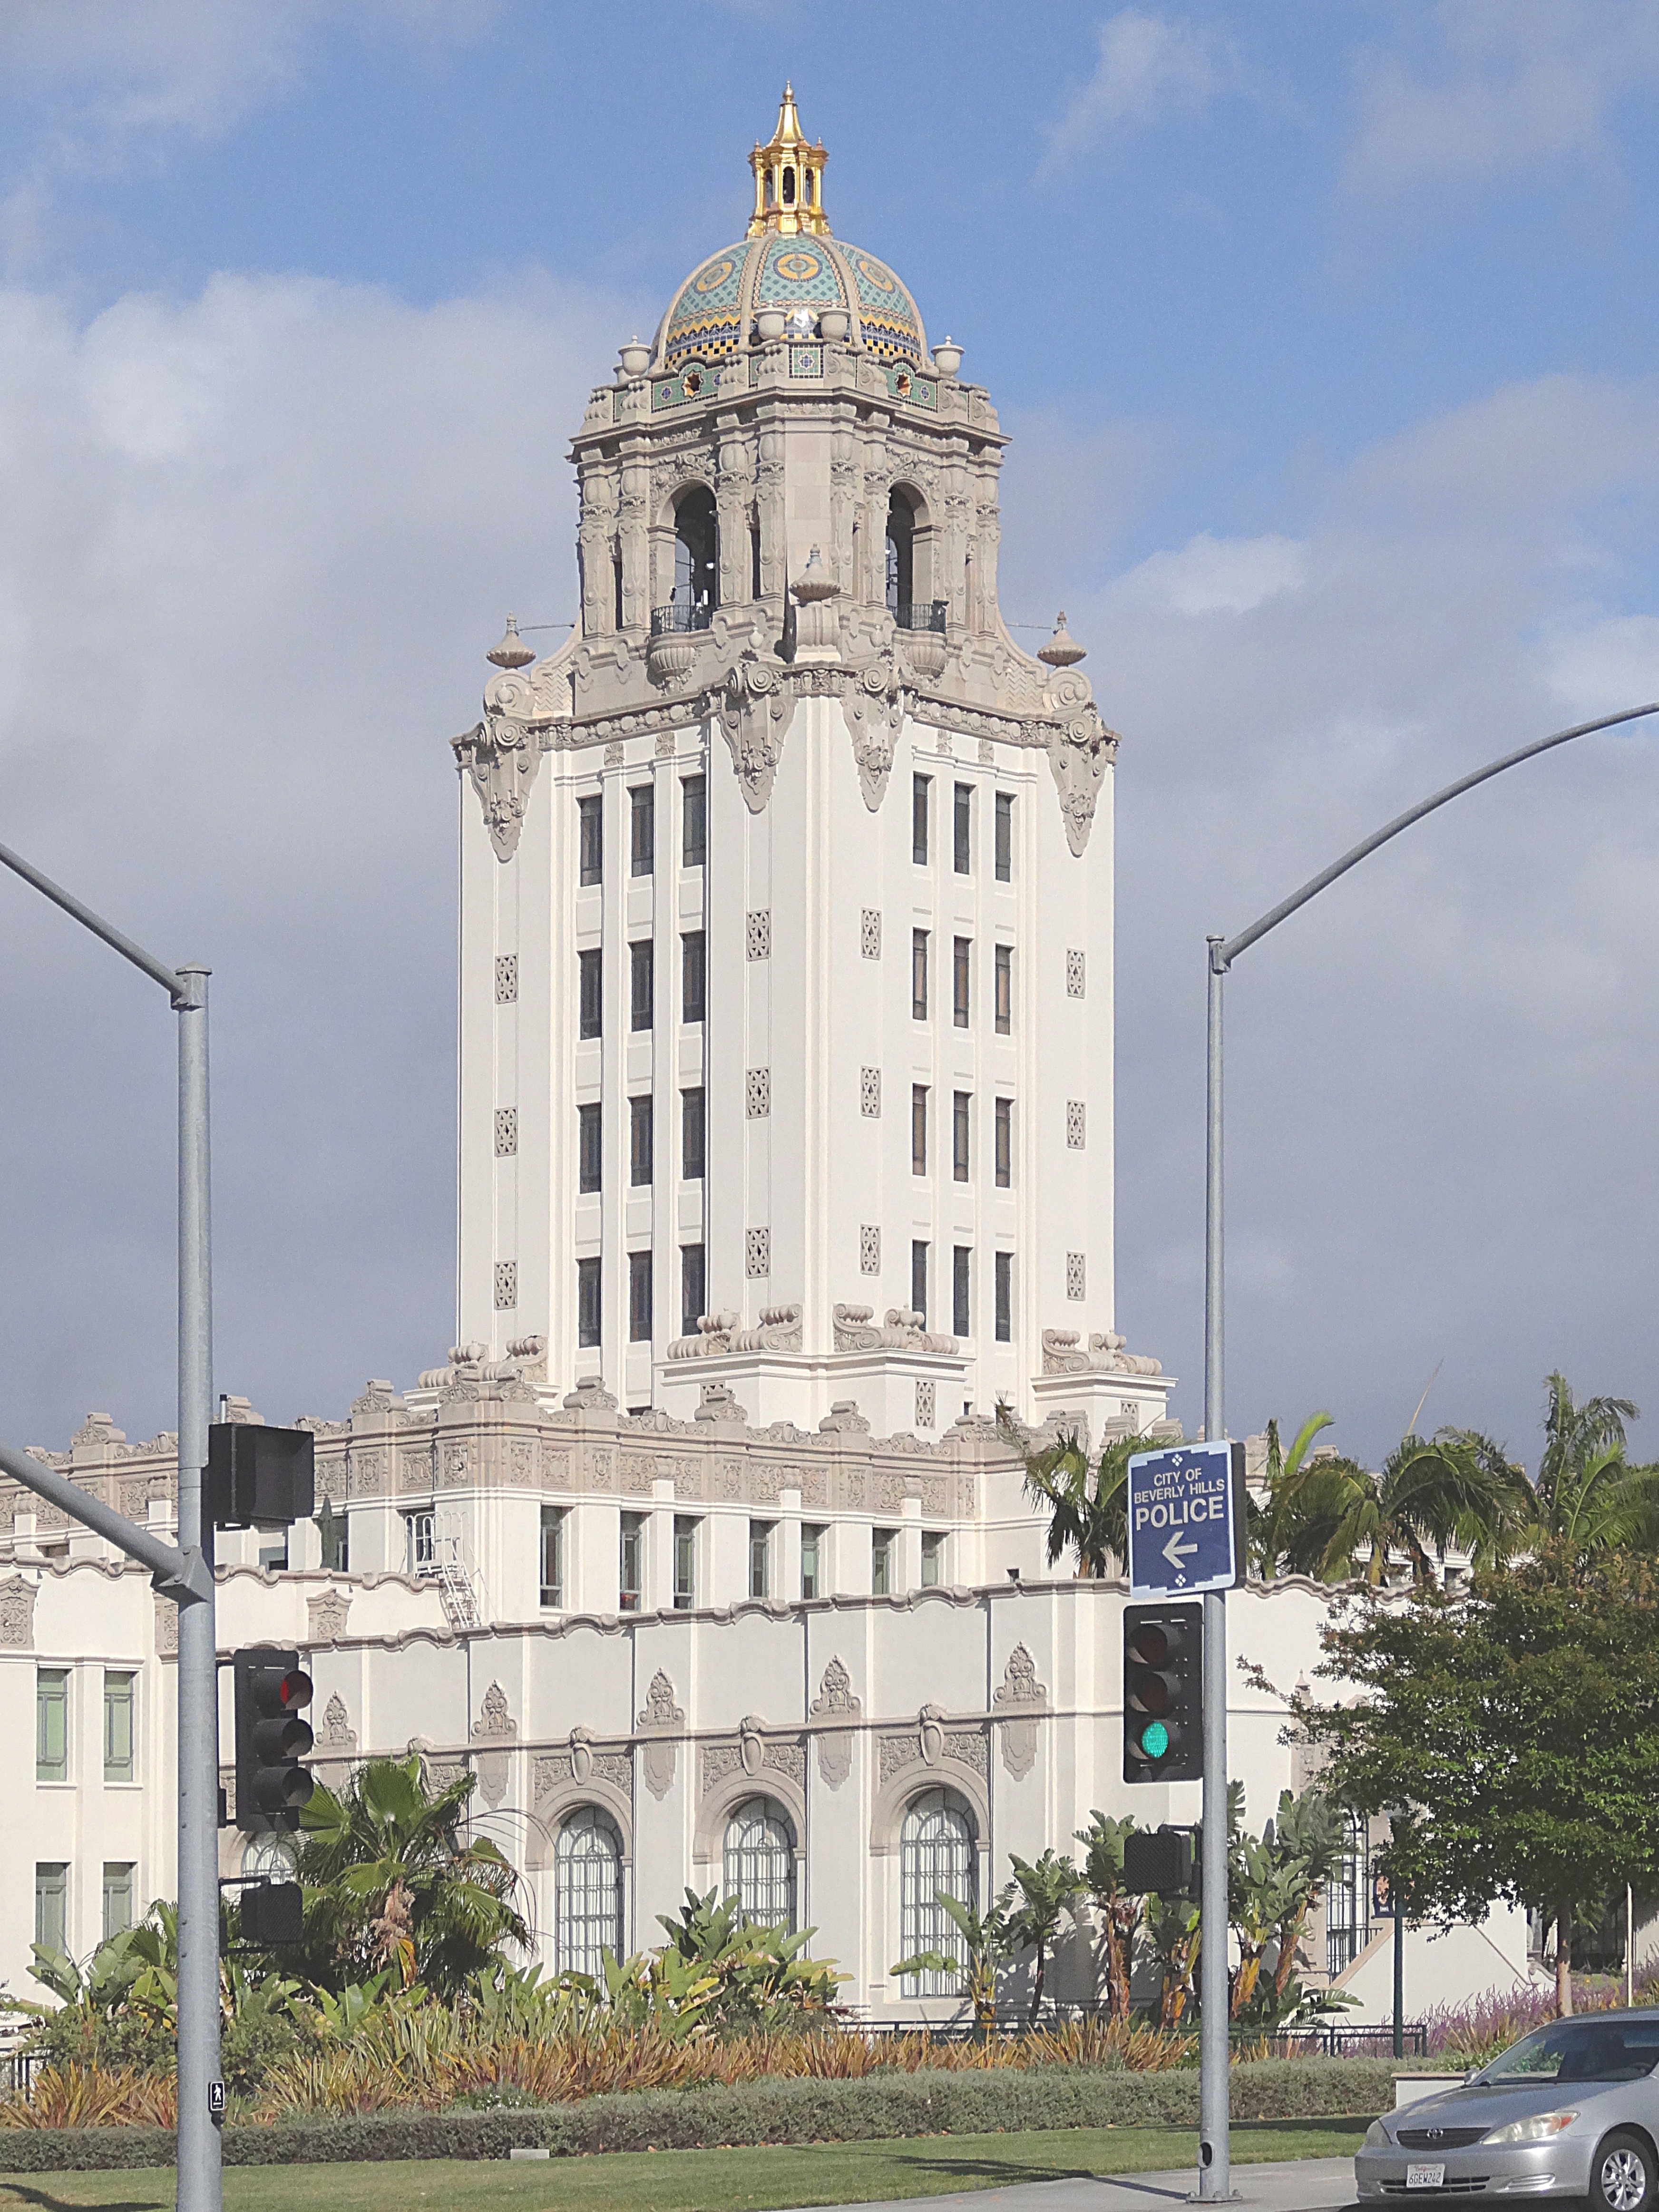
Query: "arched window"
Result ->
[[673, 486, 719, 621], [554, 1806, 624, 1976], [722, 1795, 796, 1928], [242, 1830, 298, 1881], [886, 488, 916, 614], [899, 1787, 976, 1995], [782, 166, 796, 206], [1325, 1812, 1370, 1976]]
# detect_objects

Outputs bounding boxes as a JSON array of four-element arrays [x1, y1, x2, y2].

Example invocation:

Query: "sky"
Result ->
[[2, 0, 1659, 1473]]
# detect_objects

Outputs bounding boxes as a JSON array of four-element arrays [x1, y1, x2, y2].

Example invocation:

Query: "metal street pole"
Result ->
[[0, 843, 220, 2212], [1198, 696, 1659, 2177], [1394, 1908, 1405, 2059]]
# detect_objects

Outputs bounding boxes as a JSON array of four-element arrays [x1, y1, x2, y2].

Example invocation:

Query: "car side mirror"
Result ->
[[1464, 2069, 1482, 2085]]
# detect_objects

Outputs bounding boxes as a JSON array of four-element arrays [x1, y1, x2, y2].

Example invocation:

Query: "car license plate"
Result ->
[[1406, 2165, 1446, 2190]]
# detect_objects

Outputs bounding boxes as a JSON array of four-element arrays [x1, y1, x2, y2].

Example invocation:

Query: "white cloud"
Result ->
[[0, 264, 630, 1444], [1041, 8, 1259, 169], [1348, 0, 1659, 193], [1114, 531, 1308, 616]]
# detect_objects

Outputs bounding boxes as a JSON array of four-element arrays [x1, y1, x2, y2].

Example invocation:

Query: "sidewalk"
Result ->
[[802, 2156, 1360, 2212]]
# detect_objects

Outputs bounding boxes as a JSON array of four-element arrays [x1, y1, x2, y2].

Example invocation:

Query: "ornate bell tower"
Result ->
[[450, 91, 1169, 1441]]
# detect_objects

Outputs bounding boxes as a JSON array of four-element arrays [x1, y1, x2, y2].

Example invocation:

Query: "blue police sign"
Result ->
[[1126, 1441, 1245, 1599]]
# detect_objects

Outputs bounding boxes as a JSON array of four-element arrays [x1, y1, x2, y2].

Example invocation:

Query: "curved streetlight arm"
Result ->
[[0, 838, 186, 1004], [1212, 701, 1659, 974]]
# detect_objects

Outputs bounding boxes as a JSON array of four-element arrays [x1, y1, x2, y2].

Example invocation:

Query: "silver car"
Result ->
[[1356, 2010, 1659, 2210]]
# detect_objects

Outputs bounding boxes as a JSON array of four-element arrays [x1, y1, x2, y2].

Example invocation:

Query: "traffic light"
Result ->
[[240, 1881, 304, 1947], [208, 1424, 315, 1529], [232, 1647, 314, 1832], [1123, 1601, 1202, 1783], [1123, 1825, 1195, 1895]]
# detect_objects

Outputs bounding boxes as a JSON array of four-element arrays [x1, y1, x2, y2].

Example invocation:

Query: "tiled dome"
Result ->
[[651, 90, 927, 372]]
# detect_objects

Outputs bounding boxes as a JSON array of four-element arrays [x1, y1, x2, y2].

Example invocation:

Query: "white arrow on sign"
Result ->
[[1162, 1530, 1199, 1570]]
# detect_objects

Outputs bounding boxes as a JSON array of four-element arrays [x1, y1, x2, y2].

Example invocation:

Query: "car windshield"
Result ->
[[1481, 2020, 1659, 2085]]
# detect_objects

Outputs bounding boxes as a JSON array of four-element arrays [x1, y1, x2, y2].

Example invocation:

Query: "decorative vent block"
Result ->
[[1066, 1252, 1086, 1301], [494, 1261, 518, 1310], [860, 1067, 881, 1118], [495, 1108, 518, 1157], [1066, 1101, 1085, 1150], [916, 1380, 936, 1429], [747, 909, 771, 960], [978, 739, 995, 764], [861, 908, 882, 959], [495, 955, 518, 1004], [747, 1067, 771, 1118], [1066, 949, 1086, 999], [604, 741, 624, 766], [860, 1225, 880, 1275], [746, 1228, 771, 1279]]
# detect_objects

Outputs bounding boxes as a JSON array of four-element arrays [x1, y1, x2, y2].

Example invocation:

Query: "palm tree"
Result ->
[[1444, 1377, 1659, 1567], [1004, 1849, 1085, 2023], [292, 1754, 530, 1997], [1250, 1413, 1338, 1579], [1073, 1811, 1141, 2020], [1270, 1430, 1522, 1588], [1000, 1411, 1148, 1578], [890, 1890, 1015, 2027]]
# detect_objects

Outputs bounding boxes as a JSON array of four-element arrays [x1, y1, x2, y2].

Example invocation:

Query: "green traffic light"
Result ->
[[1140, 1719, 1170, 1759]]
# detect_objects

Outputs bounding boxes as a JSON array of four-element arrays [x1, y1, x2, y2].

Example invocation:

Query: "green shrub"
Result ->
[[0, 2055, 1454, 2173]]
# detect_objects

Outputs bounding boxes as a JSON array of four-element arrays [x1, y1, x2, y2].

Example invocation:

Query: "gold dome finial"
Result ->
[[748, 84, 830, 239]]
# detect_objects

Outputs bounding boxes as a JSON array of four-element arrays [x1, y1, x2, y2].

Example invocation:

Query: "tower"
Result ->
[[451, 90, 1169, 1441]]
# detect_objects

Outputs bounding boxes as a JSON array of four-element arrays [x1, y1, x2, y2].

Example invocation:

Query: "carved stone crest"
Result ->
[[0, 1573, 37, 1649], [470, 1680, 517, 1810], [841, 659, 903, 809], [993, 1643, 1048, 1782], [1044, 683, 1119, 857], [810, 1656, 861, 1791], [154, 1594, 178, 1656], [716, 656, 798, 812], [306, 1589, 352, 1645], [637, 1668, 685, 1801], [452, 711, 546, 863]]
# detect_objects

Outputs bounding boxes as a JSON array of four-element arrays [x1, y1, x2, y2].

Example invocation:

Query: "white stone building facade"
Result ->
[[0, 93, 1533, 2029]]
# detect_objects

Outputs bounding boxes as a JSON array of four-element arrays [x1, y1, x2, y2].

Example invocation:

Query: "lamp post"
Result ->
[[0, 840, 220, 2212], [1196, 698, 1659, 2197]]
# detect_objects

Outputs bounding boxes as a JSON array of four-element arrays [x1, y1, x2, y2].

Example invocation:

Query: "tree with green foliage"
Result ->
[[653, 1888, 845, 2025], [998, 1410, 1152, 1579], [289, 1754, 530, 1998], [1450, 1374, 1659, 1566], [1073, 1811, 1141, 2019], [1004, 1849, 1085, 2022], [889, 1890, 1016, 2027], [1266, 1428, 1521, 1587], [1227, 1787, 1345, 2020], [1293, 1551, 1659, 2017]]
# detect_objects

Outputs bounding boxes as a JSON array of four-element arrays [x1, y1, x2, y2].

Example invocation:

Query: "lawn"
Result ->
[[0, 2117, 1368, 2212]]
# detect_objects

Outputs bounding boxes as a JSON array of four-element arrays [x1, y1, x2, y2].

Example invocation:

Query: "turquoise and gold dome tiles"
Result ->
[[754, 234, 849, 307], [655, 232, 927, 370], [663, 244, 749, 364]]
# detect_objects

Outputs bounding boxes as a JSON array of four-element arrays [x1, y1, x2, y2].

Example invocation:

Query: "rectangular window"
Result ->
[[37, 1667, 68, 1782], [953, 937, 970, 1028], [539, 1505, 566, 1608], [579, 1101, 602, 1193], [681, 1243, 705, 1336], [921, 1530, 945, 1587], [613, 552, 625, 631], [954, 782, 972, 874], [911, 1239, 928, 1324], [320, 1507, 350, 1573], [995, 1096, 1012, 1188], [682, 1086, 706, 1179], [995, 791, 1013, 882], [578, 792, 603, 887], [630, 941, 654, 1031], [101, 1862, 134, 1943], [995, 943, 1012, 1034], [34, 1863, 67, 1955], [406, 1510, 435, 1574], [911, 929, 929, 1021], [579, 947, 603, 1040], [953, 1244, 971, 1338], [749, 1520, 773, 1600], [258, 1532, 289, 1572], [682, 774, 707, 868], [800, 1523, 824, 1601], [682, 930, 706, 1023], [953, 1092, 970, 1182], [911, 1084, 928, 1176], [673, 1515, 698, 1610], [872, 1527, 896, 1597], [103, 1671, 134, 1783], [629, 782, 655, 877], [629, 1249, 653, 1341], [619, 1511, 644, 1612], [995, 1249, 1013, 1342], [577, 1255, 602, 1347], [912, 773, 930, 865], [630, 1094, 653, 1186]]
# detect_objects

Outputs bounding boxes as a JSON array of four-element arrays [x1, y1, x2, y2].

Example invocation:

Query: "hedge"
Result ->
[[0, 2057, 1453, 2174]]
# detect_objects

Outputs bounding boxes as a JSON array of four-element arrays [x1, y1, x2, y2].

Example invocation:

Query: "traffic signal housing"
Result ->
[[240, 1881, 304, 1947], [1123, 1601, 1202, 1783], [1123, 1825, 1195, 1895], [232, 1647, 314, 1832], [208, 1423, 315, 1529]]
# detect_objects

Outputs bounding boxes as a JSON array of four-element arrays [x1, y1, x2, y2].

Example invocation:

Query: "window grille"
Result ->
[[861, 1067, 881, 1118], [860, 1225, 880, 1274], [747, 1068, 771, 1118], [747, 910, 771, 960], [746, 1228, 771, 1278], [861, 908, 882, 958], [495, 1260, 517, 1310], [723, 1797, 795, 1929], [495, 955, 518, 1004], [1327, 1813, 1371, 1976], [1066, 1252, 1086, 1301], [1067, 1101, 1085, 1149], [899, 1791, 975, 1993], [916, 1378, 936, 1428], [1066, 949, 1085, 998], [495, 1107, 517, 1157], [554, 1808, 624, 1976]]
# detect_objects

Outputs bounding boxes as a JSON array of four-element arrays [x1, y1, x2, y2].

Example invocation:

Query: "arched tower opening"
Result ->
[[672, 487, 719, 626]]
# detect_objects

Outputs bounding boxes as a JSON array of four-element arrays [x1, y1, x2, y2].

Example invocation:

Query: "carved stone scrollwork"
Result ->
[[1043, 672, 1120, 858], [638, 1668, 685, 1801], [0, 1573, 37, 1649], [993, 1643, 1048, 1783], [716, 654, 798, 812], [306, 1589, 352, 1645], [1041, 1328, 1164, 1377], [452, 712, 546, 863], [841, 658, 903, 809], [832, 1303, 959, 1355], [471, 1680, 517, 1810], [811, 1656, 861, 1790]]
